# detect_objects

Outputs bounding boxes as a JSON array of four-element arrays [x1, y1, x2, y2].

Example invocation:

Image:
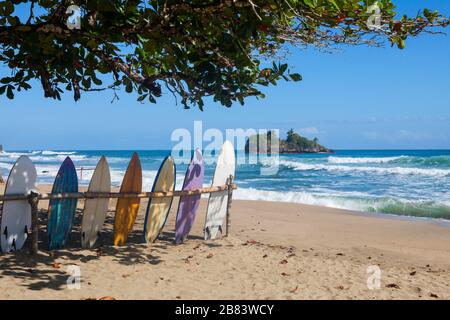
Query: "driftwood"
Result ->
[[225, 175, 234, 237], [27, 191, 39, 255]]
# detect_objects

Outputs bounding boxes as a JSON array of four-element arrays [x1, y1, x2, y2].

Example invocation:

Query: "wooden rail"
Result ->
[[0, 184, 237, 202]]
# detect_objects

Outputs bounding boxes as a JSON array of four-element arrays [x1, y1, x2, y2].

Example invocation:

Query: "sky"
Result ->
[[0, 0, 449, 150]]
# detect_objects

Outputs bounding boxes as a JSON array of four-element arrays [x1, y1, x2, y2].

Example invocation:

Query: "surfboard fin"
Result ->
[[24, 225, 29, 235], [204, 227, 211, 240], [11, 238, 16, 251], [82, 231, 85, 239], [218, 225, 223, 235], [3, 226, 7, 238]]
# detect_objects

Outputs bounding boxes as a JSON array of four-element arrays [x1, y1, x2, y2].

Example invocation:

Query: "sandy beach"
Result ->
[[0, 184, 449, 300]]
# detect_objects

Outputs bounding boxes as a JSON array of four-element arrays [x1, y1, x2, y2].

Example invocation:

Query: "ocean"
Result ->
[[1, 149, 449, 220]]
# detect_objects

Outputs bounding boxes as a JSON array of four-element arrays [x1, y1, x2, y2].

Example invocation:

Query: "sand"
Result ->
[[0, 184, 449, 300]]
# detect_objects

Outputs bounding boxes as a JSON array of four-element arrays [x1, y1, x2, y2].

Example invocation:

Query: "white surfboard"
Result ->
[[204, 141, 235, 240], [0, 156, 37, 252], [81, 156, 111, 248], [144, 156, 175, 244]]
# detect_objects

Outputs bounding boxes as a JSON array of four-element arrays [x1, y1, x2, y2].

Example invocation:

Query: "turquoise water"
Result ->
[[1, 149, 449, 220]]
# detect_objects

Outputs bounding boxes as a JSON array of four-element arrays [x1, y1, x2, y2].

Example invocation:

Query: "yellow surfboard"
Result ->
[[113, 152, 142, 246], [144, 156, 175, 244]]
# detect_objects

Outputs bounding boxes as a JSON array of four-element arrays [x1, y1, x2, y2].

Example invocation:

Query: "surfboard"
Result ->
[[81, 156, 111, 248], [175, 149, 204, 244], [48, 156, 78, 250], [113, 152, 142, 246], [0, 156, 37, 252], [143, 156, 175, 245], [204, 141, 236, 240]]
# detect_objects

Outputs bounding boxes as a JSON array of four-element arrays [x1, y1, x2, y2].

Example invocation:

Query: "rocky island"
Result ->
[[245, 129, 333, 154]]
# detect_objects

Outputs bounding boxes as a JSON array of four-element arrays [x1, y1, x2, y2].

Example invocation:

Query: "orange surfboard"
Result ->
[[113, 152, 142, 246]]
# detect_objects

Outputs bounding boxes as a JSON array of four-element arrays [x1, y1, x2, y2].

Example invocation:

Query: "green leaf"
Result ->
[[6, 86, 14, 99], [289, 73, 302, 81]]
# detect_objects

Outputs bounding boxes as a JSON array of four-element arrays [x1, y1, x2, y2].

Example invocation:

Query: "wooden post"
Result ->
[[27, 191, 39, 255], [225, 175, 234, 237]]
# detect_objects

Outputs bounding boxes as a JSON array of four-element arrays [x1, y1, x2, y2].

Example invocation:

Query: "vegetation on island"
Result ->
[[245, 129, 332, 154], [0, 1, 448, 109]]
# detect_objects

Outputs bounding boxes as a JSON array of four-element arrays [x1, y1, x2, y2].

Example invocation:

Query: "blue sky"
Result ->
[[0, 0, 449, 150]]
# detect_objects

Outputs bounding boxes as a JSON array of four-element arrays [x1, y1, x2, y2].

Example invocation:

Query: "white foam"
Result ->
[[234, 187, 369, 211], [270, 159, 450, 178], [328, 156, 405, 164], [233, 187, 450, 217], [29, 154, 88, 162], [41, 150, 77, 155]]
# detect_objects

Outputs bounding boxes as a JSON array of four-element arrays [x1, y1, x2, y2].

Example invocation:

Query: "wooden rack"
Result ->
[[0, 175, 236, 255]]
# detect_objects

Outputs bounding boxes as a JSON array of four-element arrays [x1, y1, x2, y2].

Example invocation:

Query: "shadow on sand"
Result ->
[[0, 207, 224, 291]]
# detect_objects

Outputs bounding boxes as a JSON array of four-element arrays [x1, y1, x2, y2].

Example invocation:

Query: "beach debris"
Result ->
[[289, 286, 298, 293], [280, 259, 288, 264], [367, 256, 372, 260], [243, 239, 260, 246], [193, 244, 201, 250], [281, 272, 289, 276], [51, 262, 62, 269], [99, 296, 116, 300], [336, 285, 344, 290], [286, 247, 296, 258], [262, 254, 268, 258], [176, 296, 181, 299], [430, 293, 439, 299], [409, 271, 417, 276], [336, 253, 344, 256], [206, 253, 213, 259], [386, 283, 400, 289], [122, 274, 130, 278]]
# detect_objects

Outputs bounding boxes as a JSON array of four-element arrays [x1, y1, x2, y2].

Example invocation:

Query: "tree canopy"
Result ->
[[0, 0, 448, 109], [286, 128, 317, 149]]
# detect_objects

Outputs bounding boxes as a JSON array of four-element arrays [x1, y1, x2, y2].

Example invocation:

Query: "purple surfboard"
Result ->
[[175, 149, 204, 244]]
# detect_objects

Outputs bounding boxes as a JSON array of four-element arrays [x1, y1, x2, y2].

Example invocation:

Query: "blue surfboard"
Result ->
[[47, 157, 78, 250]]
